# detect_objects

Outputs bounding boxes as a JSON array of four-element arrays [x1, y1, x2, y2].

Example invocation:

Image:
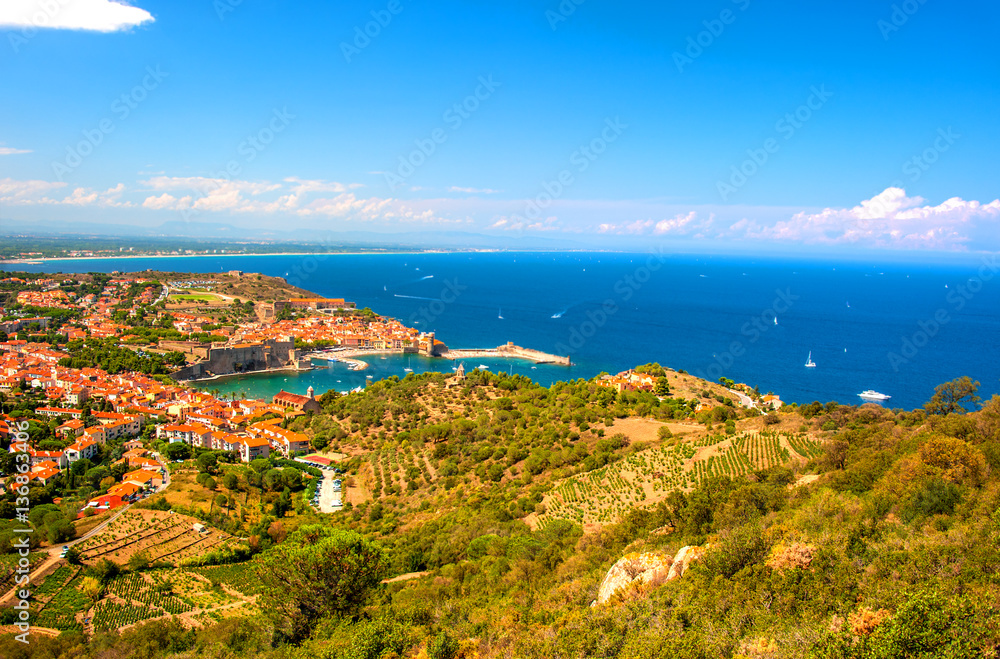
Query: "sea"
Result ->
[[11, 251, 1000, 411]]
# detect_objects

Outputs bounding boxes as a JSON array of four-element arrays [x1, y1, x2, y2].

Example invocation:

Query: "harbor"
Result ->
[[305, 342, 571, 372]]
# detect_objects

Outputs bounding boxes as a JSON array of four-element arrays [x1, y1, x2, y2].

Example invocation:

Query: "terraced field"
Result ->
[[75, 509, 238, 567], [27, 561, 259, 634], [535, 429, 825, 528]]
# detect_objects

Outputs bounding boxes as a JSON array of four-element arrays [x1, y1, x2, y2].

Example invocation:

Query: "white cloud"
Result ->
[[735, 187, 1000, 250], [0, 177, 66, 201], [0, 147, 32, 155], [449, 186, 501, 195], [142, 193, 177, 210], [0, 0, 154, 33], [597, 212, 714, 237], [4, 175, 996, 251]]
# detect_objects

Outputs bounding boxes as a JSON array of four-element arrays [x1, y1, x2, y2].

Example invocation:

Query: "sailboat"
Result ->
[[805, 351, 817, 368], [774, 317, 778, 326], [498, 307, 503, 320], [403, 356, 413, 373]]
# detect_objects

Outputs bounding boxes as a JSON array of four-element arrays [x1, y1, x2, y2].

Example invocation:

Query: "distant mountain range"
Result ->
[[0, 217, 587, 251]]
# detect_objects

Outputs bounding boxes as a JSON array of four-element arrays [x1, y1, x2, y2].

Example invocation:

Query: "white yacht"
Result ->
[[858, 390, 891, 401]]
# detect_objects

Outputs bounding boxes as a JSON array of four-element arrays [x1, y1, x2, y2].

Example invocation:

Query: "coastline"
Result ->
[[0, 249, 499, 265]]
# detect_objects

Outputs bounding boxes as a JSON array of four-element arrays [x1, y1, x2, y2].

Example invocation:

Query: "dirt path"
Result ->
[[382, 571, 430, 584], [0, 459, 170, 607]]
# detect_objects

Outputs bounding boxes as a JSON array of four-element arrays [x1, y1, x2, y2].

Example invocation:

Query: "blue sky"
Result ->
[[1, 0, 998, 251]]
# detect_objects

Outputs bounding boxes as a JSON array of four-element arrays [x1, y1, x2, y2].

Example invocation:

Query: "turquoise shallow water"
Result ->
[[198, 353, 571, 400], [13, 251, 1000, 409]]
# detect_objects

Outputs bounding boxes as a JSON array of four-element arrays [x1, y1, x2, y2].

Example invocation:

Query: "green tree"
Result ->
[[256, 527, 387, 642], [165, 442, 191, 461], [197, 452, 218, 474], [654, 377, 670, 396], [925, 376, 981, 415]]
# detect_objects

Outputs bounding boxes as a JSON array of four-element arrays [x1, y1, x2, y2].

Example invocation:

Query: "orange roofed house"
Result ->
[[272, 388, 321, 413], [247, 419, 310, 457]]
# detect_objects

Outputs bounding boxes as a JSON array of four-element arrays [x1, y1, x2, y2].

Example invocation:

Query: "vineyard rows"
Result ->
[[193, 561, 264, 596], [537, 429, 824, 527], [91, 600, 163, 632], [35, 574, 89, 631]]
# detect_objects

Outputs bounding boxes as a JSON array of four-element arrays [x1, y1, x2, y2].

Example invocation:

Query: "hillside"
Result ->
[[2, 370, 998, 658]]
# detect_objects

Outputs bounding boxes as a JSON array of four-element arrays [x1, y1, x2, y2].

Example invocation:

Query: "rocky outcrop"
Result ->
[[595, 553, 672, 605], [666, 544, 706, 581], [593, 544, 709, 606]]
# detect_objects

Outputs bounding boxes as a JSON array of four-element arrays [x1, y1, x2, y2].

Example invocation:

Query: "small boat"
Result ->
[[858, 390, 891, 401], [366, 375, 373, 379], [805, 351, 817, 368], [403, 367, 413, 373], [498, 307, 503, 320], [774, 317, 778, 326], [477, 364, 489, 370]]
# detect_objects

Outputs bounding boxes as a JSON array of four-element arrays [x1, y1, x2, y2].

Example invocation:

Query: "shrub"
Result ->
[[348, 618, 410, 659], [699, 523, 770, 579], [429, 629, 460, 659]]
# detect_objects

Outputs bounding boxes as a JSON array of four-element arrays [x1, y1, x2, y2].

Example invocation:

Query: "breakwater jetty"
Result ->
[[441, 342, 571, 366]]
